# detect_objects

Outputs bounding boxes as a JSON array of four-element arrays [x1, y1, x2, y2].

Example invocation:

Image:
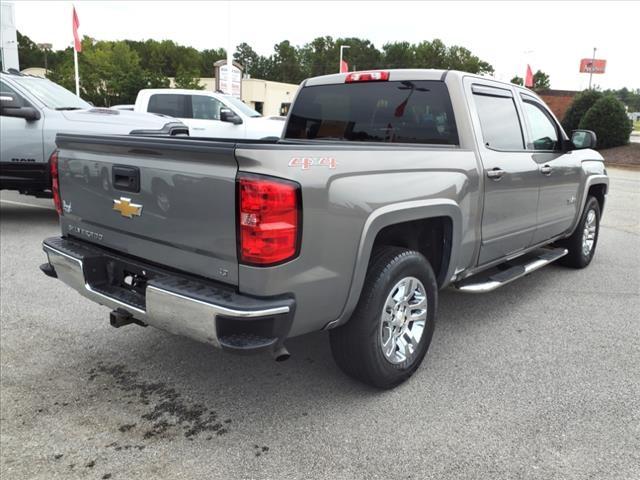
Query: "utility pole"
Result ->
[[339, 45, 350, 73], [588, 47, 597, 90]]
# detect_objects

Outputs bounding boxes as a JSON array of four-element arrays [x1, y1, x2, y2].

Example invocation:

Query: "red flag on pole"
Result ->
[[525, 64, 533, 88], [340, 60, 349, 73], [72, 6, 81, 52]]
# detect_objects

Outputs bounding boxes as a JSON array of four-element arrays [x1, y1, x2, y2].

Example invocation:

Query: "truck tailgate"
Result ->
[[55, 134, 239, 285]]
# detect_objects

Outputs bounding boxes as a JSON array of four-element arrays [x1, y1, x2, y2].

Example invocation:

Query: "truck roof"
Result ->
[[302, 68, 523, 92], [137, 88, 233, 98]]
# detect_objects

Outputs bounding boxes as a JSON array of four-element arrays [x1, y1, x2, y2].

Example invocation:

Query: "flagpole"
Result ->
[[226, 1, 233, 96], [73, 47, 80, 97]]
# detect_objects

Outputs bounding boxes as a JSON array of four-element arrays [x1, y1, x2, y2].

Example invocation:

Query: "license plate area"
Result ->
[[83, 255, 163, 311]]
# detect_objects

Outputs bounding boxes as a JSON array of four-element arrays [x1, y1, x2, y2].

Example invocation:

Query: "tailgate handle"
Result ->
[[112, 165, 140, 193]]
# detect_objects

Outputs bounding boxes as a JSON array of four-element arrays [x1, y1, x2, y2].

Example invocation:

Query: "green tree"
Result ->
[[140, 69, 170, 89], [413, 39, 448, 69], [579, 96, 633, 148], [48, 37, 149, 106], [16, 31, 44, 69], [299, 36, 336, 77], [382, 41, 415, 68], [511, 75, 524, 86], [200, 48, 226, 76], [532, 70, 550, 90], [271, 40, 304, 83], [562, 89, 602, 133], [331, 37, 381, 72], [445, 45, 494, 74], [234, 42, 259, 76], [174, 66, 203, 89]]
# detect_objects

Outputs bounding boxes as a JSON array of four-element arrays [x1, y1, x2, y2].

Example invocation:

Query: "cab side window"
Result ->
[[147, 94, 189, 118], [0, 80, 26, 111], [191, 95, 222, 120], [521, 98, 559, 151], [472, 86, 524, 150]]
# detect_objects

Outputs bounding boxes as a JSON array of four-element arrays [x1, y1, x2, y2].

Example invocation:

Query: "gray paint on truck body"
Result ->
[[51, 70, 609, 341], [57, 135, 239, 284]]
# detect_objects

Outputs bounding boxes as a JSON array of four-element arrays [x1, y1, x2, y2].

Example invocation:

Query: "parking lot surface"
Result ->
[[1, 167, 638, 480]]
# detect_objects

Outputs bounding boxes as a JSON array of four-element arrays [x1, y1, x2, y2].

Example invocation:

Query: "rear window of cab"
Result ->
[[285, 80, 458, 145]]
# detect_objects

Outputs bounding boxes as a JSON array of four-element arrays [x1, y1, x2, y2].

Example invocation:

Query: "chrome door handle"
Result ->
[[540, 165, 552, 175], [487, 168, 505, 180]]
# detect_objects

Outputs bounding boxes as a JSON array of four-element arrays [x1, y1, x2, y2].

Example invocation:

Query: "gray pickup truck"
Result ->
[[41, 69, 608, 388]]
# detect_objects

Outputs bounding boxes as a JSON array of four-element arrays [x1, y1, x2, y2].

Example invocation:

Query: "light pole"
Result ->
[[588, 47, 597, 90], [37, 43, 52, 72], [339, 45, 350, 73]]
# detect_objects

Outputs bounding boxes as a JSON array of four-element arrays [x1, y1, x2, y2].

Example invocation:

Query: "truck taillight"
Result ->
[[345, 71, 390, 83], [50, 151, 61, 215], [238, 174, 301, 266]]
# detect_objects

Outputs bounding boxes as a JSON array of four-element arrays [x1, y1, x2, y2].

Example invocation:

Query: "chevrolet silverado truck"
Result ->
[[0, 71, 188, 197], [40, 69, 608, 389]]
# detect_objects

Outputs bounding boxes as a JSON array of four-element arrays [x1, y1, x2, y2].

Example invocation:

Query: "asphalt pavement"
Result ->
[[1, 168, 638, 480]]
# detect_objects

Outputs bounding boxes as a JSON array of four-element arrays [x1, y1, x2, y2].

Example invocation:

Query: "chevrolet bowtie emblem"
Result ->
[[113, 197, 143, 218]]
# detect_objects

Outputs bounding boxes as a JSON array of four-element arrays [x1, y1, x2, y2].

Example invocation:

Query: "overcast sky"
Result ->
[[9, 0, 640, 90]]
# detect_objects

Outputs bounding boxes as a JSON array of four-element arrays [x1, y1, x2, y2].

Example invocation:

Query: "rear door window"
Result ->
[[473, 87, 524, 150], [147, 94, 189, 118], [285, 80, 458, 145]]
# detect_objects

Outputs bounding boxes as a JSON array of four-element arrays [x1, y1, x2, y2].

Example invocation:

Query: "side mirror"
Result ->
[[220, 108, 243, 125], [0, 94, 41, 121], [571, 130, 597, 150]]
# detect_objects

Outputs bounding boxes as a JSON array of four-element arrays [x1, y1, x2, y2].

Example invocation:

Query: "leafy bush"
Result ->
[[562, 89, 602, 133], [579, 96, 633, 149]]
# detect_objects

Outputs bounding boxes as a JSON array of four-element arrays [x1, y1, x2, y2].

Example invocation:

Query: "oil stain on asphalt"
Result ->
[[89, 363, 232, 441]]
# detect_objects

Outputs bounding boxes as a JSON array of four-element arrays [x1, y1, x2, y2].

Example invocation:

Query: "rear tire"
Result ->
[[329, 247, 437, 389], [558, 196, 601, 268]]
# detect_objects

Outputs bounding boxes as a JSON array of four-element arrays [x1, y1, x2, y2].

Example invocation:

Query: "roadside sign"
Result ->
[[580, 58, 606, 74], [214, 60, 243, 98]]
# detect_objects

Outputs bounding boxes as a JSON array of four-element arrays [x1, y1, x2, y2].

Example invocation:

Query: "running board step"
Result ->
[[454, 247, 568, 293]]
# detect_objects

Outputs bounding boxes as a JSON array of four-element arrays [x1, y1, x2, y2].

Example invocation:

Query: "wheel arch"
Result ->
[[568, 174, 609, 236], [325, 199, 463, 329]]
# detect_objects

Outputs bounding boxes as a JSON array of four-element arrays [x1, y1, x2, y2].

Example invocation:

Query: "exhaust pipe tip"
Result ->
[[272, 345, 290, 362]]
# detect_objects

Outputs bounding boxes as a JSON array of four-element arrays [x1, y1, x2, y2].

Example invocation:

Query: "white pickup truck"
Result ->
[[133, 89, 285, 139]]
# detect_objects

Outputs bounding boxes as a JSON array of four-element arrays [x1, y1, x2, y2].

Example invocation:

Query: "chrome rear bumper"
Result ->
[[42, 237, 294, 351]]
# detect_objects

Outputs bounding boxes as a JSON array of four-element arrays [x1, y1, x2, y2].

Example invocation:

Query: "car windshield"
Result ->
[[14, 77, 91, 110], [224, 96, 261, 117]]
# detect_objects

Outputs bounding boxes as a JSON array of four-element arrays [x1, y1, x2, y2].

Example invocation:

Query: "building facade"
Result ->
[[167, 77, 298, 117], [537, 89, 579, 122]]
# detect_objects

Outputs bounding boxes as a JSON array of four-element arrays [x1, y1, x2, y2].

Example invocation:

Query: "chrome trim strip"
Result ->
[[455, 248, 568, 293], [145, 286, 290, 318]]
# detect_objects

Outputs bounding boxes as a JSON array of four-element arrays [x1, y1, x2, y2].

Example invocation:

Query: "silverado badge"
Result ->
[[113, 197, 143, 218]]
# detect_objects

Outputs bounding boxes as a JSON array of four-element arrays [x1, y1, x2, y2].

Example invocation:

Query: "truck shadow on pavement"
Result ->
[[0, 204, 58, 224]]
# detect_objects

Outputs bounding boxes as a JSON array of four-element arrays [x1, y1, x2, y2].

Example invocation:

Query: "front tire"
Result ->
[[329, 247, 437, 389], [558, 196, 601, 268]]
